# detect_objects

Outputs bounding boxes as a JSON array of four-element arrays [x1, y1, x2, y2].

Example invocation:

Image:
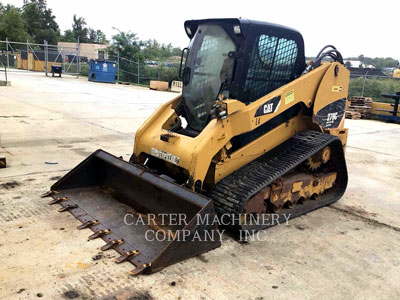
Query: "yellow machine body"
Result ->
[[46, 18, 350, 276], [134, 62, 349, 190]]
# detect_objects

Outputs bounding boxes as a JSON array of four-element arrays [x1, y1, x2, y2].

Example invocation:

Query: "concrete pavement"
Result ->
[[0, 71, 399, 300]]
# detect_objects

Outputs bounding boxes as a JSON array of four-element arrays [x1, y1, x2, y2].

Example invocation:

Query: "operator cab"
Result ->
[[179, 18, 306, 132]]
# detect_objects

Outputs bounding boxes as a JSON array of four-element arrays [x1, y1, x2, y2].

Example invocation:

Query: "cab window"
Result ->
[[244, 34, 298, 103]]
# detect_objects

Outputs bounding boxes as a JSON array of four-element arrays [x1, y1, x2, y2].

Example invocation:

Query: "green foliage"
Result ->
[[79, 63, 88, 77], [138, 63, 180, 86], [0, 4, 4, 22], [106, 29, 143, 82], [21, 0, 59, 44], [347, 54, 398, 69], [22, 3, 42, 38], [61, 29, 75, 42], [138, 39, 181, 84], [349, 77, 400, 102], [71, 15, 88, 42], [106, 30, 182, 84], [0, 7, 29, 42], [1, 1, 181, 85], [108, 30, 142, 57], [374, 57, 399, 69], [60, 14, 107, 44], [141, 39, 181, 61], [88, 28, 107, 44]]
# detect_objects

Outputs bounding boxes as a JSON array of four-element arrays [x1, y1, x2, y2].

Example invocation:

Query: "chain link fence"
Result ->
[[0, 39, 180, 87], [0, 39, 81, 76], [349, 68, 400, 103]]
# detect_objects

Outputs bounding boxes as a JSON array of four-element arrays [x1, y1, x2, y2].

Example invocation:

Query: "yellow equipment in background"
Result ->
[[393, 68, 400, 78], [16, 51, 61, 72], [44, 19, 350, 275]]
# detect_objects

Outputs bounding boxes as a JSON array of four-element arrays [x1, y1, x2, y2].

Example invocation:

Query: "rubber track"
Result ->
[[208, 130, 348, 231]]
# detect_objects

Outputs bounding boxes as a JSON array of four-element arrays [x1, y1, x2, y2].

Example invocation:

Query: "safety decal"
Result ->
[[285, 90, 295, 104], [254, 96, 281, 117], [332, 86, 343, 92]]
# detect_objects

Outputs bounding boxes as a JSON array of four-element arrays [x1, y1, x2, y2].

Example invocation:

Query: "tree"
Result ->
[[0, 7, 29, 42], [141, 39, 181, 60], [107, 29, 143, 82], [108, 29, 142, 60], [0, 4, 4, 22], [374, 57, 399, 69], [61, 29, 75, 42], [71, 15, 88, 42], [22, 3, 42, 38], [346, 55, 399, 70], [29, 0, 47, 11], [88, 28, 107, 44], [42, 5, 59, 34], [60, 16, 107, 44], [21, 1, 59, 44]]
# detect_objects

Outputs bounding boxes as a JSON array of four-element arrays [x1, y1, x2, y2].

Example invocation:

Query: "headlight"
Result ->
[[233, 25, 241, 35]]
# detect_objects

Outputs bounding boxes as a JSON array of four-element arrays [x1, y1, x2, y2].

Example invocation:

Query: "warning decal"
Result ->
[[332, 86, 343, 92], [285, 90, 295, 105]]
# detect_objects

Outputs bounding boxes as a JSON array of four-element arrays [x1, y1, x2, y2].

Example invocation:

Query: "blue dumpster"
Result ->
[[88, 59, 117, 83]]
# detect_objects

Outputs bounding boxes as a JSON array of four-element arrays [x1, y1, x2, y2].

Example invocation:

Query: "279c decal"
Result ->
[[315, 98, 346, 128]]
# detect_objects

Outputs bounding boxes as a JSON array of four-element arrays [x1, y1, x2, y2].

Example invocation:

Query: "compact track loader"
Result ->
[[43, 18, 349, 275]]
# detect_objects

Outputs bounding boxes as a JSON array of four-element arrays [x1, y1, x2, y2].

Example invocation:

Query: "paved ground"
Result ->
[[0, 71, 399, 300]]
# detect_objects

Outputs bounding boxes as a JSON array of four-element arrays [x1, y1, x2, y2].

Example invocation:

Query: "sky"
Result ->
[[3, 0, 400, 60]]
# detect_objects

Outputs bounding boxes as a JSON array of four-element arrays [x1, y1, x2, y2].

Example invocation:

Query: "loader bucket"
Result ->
[[43, 149, 221, 275]]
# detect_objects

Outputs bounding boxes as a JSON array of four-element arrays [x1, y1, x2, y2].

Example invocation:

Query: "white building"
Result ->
[[344, 60, 375, 69], [57, 42, 108, 60]]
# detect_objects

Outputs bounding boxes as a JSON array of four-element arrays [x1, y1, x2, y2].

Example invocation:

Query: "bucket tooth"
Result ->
[[101, 239, 124, 251], [48, 197, 68, 205], [77, 220, 99, 230], [58, 204, 78, 212], [47, 149, 221, 274], [115, 250, 140, 263], [88, 229, 111, 240], [130, 263, 150, 276], [41, 190, 59, 198]]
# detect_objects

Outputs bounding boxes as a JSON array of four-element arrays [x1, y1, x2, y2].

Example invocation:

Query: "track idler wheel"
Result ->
[[305, 146, 331, 171]]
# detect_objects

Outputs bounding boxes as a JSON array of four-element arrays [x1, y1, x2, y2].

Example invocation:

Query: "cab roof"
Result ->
[[183, 18, 302, 39]]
